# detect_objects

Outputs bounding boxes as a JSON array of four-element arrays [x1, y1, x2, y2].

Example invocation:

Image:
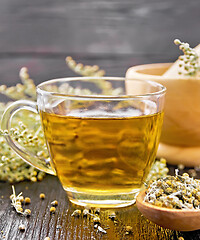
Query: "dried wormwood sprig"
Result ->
[[174, 39, 200, 76], [0, 112, 47, 183], [0, 68, 36, 101], [145, 158, 169, 186], [0, 68, 47, 183], [66, 56, 123, 96], [10, 185, 32, 217], [66, 56, 105, 77], [10, 185, 24, 214]]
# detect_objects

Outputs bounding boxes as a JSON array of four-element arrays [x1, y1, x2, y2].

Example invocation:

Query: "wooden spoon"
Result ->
[[136, 190, 200, 231]]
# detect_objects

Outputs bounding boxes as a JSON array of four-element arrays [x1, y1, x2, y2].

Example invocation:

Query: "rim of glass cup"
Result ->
[[37, 77, 166, 100]]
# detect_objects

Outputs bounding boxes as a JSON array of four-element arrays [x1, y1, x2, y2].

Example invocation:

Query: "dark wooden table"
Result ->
[[0, 167, 200, 240], [1, 54, 200, 239], [1, 1, 200, 239], [1, 55, 200, 240]]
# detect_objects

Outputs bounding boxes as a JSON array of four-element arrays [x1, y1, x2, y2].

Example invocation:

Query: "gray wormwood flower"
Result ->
[[66, 56, 124, 95], [66, 56, 105, 77], [145, 158, 169, 186], [174, 39, 200, 76], [0, 67, 36, 101], [0, 68, 47, 183], [0, 108, 47, 183]]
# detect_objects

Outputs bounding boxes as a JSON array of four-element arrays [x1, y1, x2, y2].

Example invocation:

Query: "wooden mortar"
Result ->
[[126, 63, 200, 166]]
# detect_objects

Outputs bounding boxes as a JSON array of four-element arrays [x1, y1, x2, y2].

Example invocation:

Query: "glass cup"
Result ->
[[1, 77, 166, 208]]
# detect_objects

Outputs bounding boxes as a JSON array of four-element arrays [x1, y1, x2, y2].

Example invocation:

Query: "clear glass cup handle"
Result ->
[[1, 100, 56, 175]]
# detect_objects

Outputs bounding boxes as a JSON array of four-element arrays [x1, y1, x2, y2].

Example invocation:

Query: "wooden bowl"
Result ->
[[126, 63, 200, 166], [136, 190, 200, 231]]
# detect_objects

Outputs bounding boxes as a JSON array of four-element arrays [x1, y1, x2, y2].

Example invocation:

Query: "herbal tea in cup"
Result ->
[[1, 77, 165, 208]]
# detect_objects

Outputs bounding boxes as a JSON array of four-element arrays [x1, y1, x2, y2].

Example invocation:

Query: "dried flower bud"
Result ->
[[94, 208, 100, 215], [125, 226, 133, 232], [24, 197, 31, 204], [93, 216, 100, 224], [50, 207, 56, 214], [30, 177, 37, 182], [182, 173, 189, 178], [24, 209, 31, 217], [83, 209, 89, 217], [16, 207, 24, 213], [19, 224, 25, 231], [51, 200, 58, 206], [178, 164, 185, 170], [71, 209, 81, 217], [174, 39, 181, 45], [109, 212, 116, 220], [40, 193, 45, 199], [178, 237, 184, 240]]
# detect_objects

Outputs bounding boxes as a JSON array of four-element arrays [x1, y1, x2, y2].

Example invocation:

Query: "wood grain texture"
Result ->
[[0, 54, 183, 240], [0, 0, 200, 239], [0, 0, 199, 56], [0, 54, 184, 240], [0, 55, 172, 86], [0, 172, 199, 240]]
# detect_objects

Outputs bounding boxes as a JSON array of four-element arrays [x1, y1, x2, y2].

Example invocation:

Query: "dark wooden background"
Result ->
[[0, 1, 200, 239], [0, 0, 200, 86]]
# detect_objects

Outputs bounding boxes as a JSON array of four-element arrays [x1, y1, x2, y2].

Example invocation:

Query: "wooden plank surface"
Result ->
[[2, 54, 200, 239], [0, 55, 173, 87], [0, 0, 200, 239], [0, 170, 200, 240], [0, 0, 199, 56], [0, 54, 199, 240]]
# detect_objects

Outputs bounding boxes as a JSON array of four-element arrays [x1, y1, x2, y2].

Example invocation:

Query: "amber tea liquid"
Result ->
[[41, 108, 163, 207]]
